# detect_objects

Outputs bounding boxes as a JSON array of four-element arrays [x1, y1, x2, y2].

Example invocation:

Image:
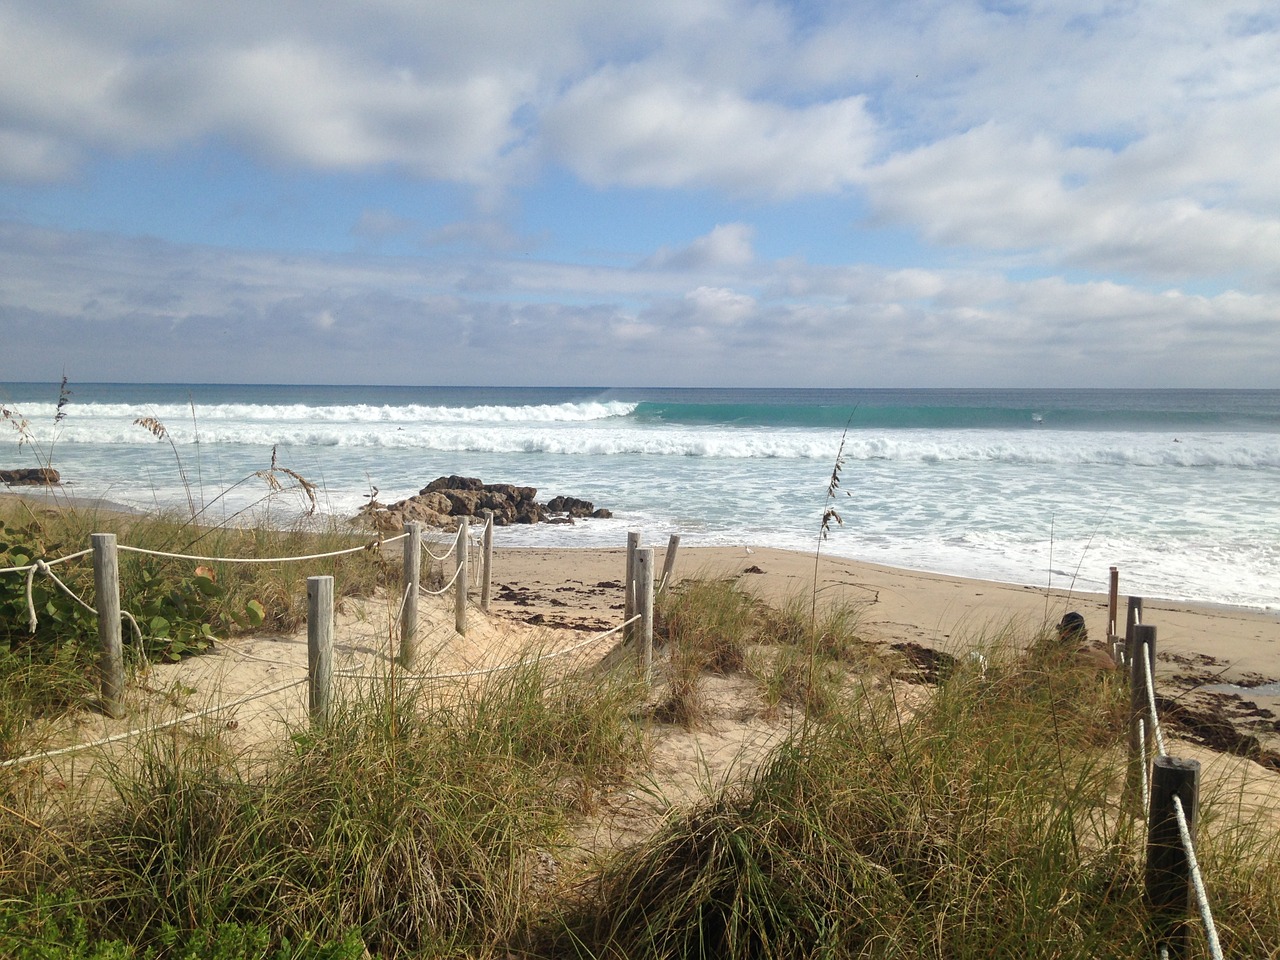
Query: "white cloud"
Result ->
[[2, 222, 1277, 387], [643, 223, 755, 270], [2, 0, 1280, 385], [684, 285, 756, 326], [542, 66, 875, 196], [866, 121, 1280, 286]]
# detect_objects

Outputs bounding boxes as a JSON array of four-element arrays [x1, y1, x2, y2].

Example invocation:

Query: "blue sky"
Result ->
[[1, 0, 1278, 387]]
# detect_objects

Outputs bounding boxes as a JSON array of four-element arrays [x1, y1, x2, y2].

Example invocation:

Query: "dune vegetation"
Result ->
[[1, 499, 1278, 958]]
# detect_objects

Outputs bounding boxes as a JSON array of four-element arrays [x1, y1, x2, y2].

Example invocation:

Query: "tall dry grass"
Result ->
[[536, 610, 1280, 959]]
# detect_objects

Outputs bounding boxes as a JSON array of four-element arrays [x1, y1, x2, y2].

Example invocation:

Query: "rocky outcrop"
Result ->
[[358, 476, 612, 532], [0, 467, 60, 486]]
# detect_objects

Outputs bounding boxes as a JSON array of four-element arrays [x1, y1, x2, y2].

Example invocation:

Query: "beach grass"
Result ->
[[538, 623, 1280, 958], [0, 652, 647, 957], [1, 501, 1279, 957]]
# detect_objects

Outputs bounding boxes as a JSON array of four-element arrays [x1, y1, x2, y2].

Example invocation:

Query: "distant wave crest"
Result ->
[[17, 399, 639, 425], [35, 418, 1280, 468]]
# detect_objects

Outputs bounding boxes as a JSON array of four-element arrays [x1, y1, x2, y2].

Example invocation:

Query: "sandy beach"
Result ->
[[483, 544, 1280, 747], [17, 532, 1280, 862], [55, 538, 1280, 762]]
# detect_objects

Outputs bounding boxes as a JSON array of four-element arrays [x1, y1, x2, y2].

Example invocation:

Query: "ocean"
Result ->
[[3, 383, 1278, 611]]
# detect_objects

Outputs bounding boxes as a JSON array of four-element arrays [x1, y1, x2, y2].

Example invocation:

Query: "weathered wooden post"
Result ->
[[635, 547, 654, 684], [92, 533, 125, 719], [1124, 595, 1144, 672], [307, 575, 334, 725], [400, 522, 421, 668], [481, 511, 494, 612], [659, 534, 680, 595], [624, 530, 640, 643], [1108, 567, 1120, 663], [1130, 623, 1158, 762], [1147, 756, 1200, 958], [455, 517, 469, 635]]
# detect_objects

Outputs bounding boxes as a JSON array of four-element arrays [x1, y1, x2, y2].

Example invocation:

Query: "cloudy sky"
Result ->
[[1, 1, 1278, 387]]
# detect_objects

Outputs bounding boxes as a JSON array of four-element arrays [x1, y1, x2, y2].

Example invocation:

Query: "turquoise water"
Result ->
[[3, 383, 1279, 610]]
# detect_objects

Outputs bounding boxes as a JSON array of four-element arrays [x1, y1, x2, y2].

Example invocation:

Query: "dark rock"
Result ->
[[546, 495, 596, 517], [514, 501, 542, 524], [0, 467, 60, 486], [443, 490, 482, 516], [422, 475, 484, 494], [359, 476, 606, 531]]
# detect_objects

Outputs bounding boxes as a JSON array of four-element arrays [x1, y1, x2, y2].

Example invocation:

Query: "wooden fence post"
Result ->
[[400, 522, 421, 668], [91, 533, 125, 719], [624, 530, 640, 644], [455, 517, 469, 635], [481, 511, 494, 613], [1147, 756, 1200, 958], [635, 547, 654, 684], [659, 534, 680, 595], [1130, 623, 1158, 762], [1108, 567, 1120, 663], [1124, 595, 1144, 672], [307, 575, 334, 726]]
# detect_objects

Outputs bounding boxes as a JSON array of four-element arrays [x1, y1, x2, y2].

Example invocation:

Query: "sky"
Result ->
[[1, 0, 1278, 388]]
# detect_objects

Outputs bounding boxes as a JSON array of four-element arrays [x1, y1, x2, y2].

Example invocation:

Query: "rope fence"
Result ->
[[1119, 584, 1224, 960], [2, 524, 674, 778], [0, 522, 459, 716], [2, 524, 1240, 955], [0, 675, 308, 770]]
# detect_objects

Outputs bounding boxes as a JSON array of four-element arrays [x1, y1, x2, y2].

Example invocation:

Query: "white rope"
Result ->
[[422, 545, 455, 562], [419, 559, 464, 597], [1138, 717, 1150, 813], [0, 547, 93, 576], [1172, 793, 1225, 960], [0, 676, 308, 769], [18, 559, 159, 646], [118, 532, 407, 565], [419, 529, 460, 568], [24, 559, 98, 633], [387, 576, 415, 627], [334, 614, 639, 682], [1140, 641, 1168, 757]]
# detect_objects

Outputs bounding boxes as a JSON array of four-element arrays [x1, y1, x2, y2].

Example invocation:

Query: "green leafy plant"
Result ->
[[0, 518, 96, 651]]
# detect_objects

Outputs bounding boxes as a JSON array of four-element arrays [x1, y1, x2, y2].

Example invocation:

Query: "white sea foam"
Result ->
[[37, 416, 1280, 470], [9, 390, 1280, 609], [15, 400, 639, 426]]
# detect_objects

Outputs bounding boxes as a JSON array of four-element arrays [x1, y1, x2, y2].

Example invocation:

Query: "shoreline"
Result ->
[[7, 487, 1278, 755], [486, 544, 1280, 757]]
